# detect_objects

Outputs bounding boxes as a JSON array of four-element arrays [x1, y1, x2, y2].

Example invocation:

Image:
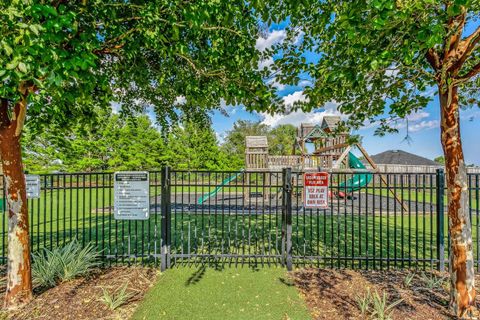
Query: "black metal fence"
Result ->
[[1, 168, 480, 271]]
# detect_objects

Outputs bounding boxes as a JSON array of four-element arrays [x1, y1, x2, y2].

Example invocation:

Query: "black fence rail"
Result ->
[[1, 168, 480, 271]]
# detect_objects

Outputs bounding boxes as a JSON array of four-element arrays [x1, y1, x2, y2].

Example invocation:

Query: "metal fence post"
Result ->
[[161, 166, 171, 271], [436, 168, 445, 272], [282, 168, 293, 271]]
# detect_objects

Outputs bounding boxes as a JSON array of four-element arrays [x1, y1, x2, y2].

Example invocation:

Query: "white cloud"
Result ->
[[174, 96, 186, 105], [298, 79, 312, 87], [461, 109, 480, 121], [293, 30, 305, 45], [422, 87, 437, 98], [360, 110, 434, 132], [255, 29, 287, 52], [258, 57, 274, 70], [110, 102, 122, 114], [219, 98, 242, 116], [282, 91, 308, 108], [409, 120, 439, 132], [215, 131, 226, 144], [268, 79, 286, 91], [384, 68, 399, 78], [260, 100, 342, 127], [406, 111, 430, 122]]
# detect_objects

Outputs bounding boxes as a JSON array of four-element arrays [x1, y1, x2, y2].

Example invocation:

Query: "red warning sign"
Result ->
[[304, 172, 329, 209]]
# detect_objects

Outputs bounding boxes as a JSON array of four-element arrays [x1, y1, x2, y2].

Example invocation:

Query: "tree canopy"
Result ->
[[23, 111, 167, 172], [261, 0, 480, 316], [0, 0, 277, 307], [265, 0, 479, 129], [221, 120, 297, 165], [23, 117, 298, 172], [1, 0, 277, 133]]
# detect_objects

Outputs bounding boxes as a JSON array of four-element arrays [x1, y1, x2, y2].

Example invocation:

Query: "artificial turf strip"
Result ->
[[131, 266, 311, 320]]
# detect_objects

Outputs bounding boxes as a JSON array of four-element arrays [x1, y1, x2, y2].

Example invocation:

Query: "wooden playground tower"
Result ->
[[245, 116, 377, 172], [244, 116, 408, 210]]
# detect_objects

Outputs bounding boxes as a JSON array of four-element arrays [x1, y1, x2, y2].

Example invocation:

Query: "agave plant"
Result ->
[[32, 240, 100, 288]]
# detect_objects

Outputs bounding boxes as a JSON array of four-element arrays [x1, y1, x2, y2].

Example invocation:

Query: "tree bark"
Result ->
[[439, 86, 475, 317], [0, 98, 32, 309]]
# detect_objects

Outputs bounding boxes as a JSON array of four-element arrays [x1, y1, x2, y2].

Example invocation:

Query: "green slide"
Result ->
[[339, 152, 373, 193], [197, 170, 244, 204]]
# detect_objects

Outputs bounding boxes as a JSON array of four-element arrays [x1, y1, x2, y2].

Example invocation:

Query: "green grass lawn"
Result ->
[[1, 188, 480, 268], [131, 266, 311, 320], [367, 187, 479, 210]]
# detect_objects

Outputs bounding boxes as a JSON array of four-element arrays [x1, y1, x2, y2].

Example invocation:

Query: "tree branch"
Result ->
[[176, 53, 226, 78], [451, 25, 480, 71], [93, 28, 138, 55], [201, 25, 241, 36], [426, 48, 441, 71], [13, 83, 36, 137], [456, 61, 480, 82], [442, 4, 466, 60], [13, 99, 27, 137], [93, 44, 124, 55]]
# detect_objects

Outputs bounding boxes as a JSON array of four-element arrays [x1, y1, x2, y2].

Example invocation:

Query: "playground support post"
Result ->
[[161, 166, 171, 271], [436, 168, 445, 272], [282, 168, 293, 271], [356, 144, 409, 213]]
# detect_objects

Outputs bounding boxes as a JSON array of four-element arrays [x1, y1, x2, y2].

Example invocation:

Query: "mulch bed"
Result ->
[[3, 266, 157, 320], [2, 266, 480, 319], [292, 268, 480, 320]]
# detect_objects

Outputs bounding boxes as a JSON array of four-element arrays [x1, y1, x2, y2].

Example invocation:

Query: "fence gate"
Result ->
[[165, 168, 289, 269]]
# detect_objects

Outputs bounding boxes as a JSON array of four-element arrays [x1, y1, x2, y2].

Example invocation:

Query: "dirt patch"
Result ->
[[292, 269, 480, 320], [4, 267, 157, 320]]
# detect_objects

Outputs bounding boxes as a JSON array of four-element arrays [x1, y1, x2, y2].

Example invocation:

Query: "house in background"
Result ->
[[370, 150, 440, 166], [368, 149, 480, 174]]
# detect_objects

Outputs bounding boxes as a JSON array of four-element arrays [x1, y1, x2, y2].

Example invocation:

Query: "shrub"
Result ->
[[100, 282, 133, 310], [402, 273, 415, 288], [32, 240, 100, 288], [356, 288, 372, 316], [419, 272, 447, 290], [356, 288, 402, 320], [370, 290, 403, 320]]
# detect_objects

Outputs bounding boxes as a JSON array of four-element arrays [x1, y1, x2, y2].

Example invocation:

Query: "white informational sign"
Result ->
[[304, 172, 329, 209], [25, 175, 41, 199], [114, 172, 150, 220]]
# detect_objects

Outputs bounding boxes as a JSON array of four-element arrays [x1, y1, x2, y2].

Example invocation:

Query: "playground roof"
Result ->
[[245, 136, 268, 148], [370, 150, 440, 166], [321, 116, 341, 132]]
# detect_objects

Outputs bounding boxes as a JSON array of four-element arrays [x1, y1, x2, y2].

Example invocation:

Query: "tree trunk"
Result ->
[[0, 99, 32, 309], [439, 86, 476, 317]]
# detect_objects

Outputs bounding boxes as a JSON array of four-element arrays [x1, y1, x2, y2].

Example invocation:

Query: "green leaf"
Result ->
[[372, 0, 383, 10], [29, 25, 40, 36], [2, 41, 13, 56], [18, 62, 27, 73], [6, 60, 18, 70]]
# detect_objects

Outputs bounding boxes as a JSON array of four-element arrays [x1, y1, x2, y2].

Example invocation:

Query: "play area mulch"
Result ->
[[292, 268, 480, 320], [4, 267, 157, 320]]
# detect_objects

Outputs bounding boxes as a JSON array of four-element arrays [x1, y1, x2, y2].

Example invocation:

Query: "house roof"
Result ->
[[370, 150, 440, 166]]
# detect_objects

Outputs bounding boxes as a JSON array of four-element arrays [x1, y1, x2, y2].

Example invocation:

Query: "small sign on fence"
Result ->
[[114, 172, 150, 220], [25, 175, 41, 199], [304, 172, 329, 209]]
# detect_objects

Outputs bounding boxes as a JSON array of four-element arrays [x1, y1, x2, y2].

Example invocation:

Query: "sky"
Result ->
[[209, 21, 480, 166]]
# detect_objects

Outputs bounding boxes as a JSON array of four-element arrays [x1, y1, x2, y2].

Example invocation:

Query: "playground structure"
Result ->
[[245, 116, 377, 173], [198, 116, 406, 208]]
